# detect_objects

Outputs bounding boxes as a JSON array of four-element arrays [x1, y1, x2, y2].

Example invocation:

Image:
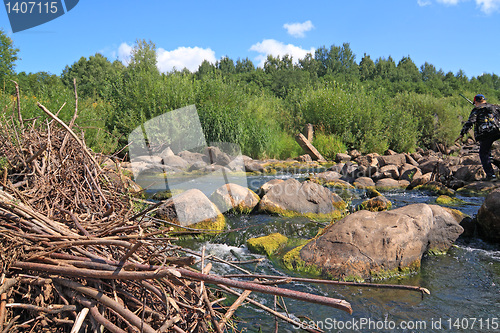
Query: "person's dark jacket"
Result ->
[[460, 103, 500, 141]]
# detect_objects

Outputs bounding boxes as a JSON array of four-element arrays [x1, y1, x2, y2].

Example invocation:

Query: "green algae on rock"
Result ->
[[247, 233, 288, 256]]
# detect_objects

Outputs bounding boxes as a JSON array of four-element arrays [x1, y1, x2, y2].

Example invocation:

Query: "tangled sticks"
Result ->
[[0, 102, 353, 333]]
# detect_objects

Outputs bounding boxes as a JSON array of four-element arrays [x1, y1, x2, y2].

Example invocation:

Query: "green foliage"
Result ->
[[0, 29, 19, 85], [5, 39, 500, 160], [312, 132, 347, 160], [61, 53, 124, 99]]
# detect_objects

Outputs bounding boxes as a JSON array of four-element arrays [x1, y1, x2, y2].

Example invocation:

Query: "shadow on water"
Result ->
[[168, 172, 499, 332]]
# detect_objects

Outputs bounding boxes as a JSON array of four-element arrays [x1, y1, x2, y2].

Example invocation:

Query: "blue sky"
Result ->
[[2, 0, 500, 78]]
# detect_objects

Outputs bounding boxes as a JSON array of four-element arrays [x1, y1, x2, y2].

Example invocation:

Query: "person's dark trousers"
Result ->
[[479, 133, 500, 177]]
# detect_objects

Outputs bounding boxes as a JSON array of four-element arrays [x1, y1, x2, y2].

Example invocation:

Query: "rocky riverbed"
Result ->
[[113, 140, 500, 282]]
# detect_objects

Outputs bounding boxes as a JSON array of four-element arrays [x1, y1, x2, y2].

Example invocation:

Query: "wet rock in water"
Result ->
[[456, 181, 499, 196], [435, 195, 465, 206], [359, 195, 392, 212], [309, 171, 342, 184], [476, 188, 500, 242], [259, 178, 345, 219], [413, 181, 454, 196], [210, 183, 260, 214], [247, 233, 288, 256], [297, 204, 464, 280], [353, 177, 376, 189], [156, 189, 225, 230]]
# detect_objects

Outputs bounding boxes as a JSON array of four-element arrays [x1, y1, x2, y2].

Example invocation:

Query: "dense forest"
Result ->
[[2, 30, 500, 160]]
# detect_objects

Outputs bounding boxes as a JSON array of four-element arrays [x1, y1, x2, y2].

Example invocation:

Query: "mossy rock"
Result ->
[[435, 195, 465, 206], [456, 182, 499, 196], [247, 233, 288, 256], [322, 179, 355, 189], [152, 189, 185, 201], [170, 213, 226, 232], [282, 243, 322, 276], [369, 260, 421, 280], [261, 205, 344, 222], [189, 214, 226, 231], [414, 181, 455, 196], [359, 195, 392, 212]]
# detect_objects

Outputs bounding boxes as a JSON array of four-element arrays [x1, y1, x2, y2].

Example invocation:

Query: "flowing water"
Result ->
[[170, 173, 499, 332]]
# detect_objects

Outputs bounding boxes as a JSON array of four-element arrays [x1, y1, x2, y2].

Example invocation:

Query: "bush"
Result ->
[[312, 132, 347, 160]]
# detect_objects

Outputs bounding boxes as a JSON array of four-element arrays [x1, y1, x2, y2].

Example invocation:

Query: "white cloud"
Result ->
[[417, 0, 432, 6], [433, 0, 500, 13], [436, 0, 460, 4], [157, 46, 216, 72], [250, 39, 315, 67], [283, 20, 314, 38], [118, 42, 133, 66], [476, 0, 500, 13], [116, 43, 216, 72]]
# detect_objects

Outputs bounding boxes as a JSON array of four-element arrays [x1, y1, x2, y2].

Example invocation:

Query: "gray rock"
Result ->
[[156, 189, 224, 227], [299, 204, 464, 279], [210, 183, 260, 214], [476, 186, 500, 241], [259, 178, 344, 216]]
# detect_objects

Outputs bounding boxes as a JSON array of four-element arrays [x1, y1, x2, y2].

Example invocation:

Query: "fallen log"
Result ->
[[295, 133, 326, 161]]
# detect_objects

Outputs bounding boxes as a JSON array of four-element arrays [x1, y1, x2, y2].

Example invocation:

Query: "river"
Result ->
[[165, 172, 499, 332]]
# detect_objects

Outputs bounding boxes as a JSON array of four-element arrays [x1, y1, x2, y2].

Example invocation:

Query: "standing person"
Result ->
[[455, 94, 500, 181]]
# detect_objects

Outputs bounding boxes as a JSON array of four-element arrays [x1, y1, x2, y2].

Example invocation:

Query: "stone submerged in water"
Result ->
[[476, 188, 500, 243], [296, 203, 464, 280], [247, 233, 288, 256]]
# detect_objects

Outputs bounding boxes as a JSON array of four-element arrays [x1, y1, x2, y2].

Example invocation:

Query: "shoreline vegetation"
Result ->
[[2, 38, 500, 161]]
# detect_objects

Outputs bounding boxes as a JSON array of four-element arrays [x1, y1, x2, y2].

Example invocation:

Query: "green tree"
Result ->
[[375, 56, 397, 81], [216, 56, 235, 76], [61, 53, 123, 99], [195, 60, 216, 80], [0, 29, 19, 85], [396, 56, 420, 82], [359, 53, 376, 81], [298, 53, 319, 79], [235, 57, 255, 74]]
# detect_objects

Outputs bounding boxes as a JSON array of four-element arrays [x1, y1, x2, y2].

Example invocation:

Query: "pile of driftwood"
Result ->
[[0, 92, 358, 333]]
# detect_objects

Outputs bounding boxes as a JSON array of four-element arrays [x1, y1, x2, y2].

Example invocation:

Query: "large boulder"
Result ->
[[210, 183, 260, 214], [259, 178, 345, 219], [162, 155, 190, 169], [156, 189, 225, 230], [204, 146, 232, 166], [297, 204, 464, 280], [476, 188, 500, 242], [377, 154, 406, 167], [257, 179, 285, 197]]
